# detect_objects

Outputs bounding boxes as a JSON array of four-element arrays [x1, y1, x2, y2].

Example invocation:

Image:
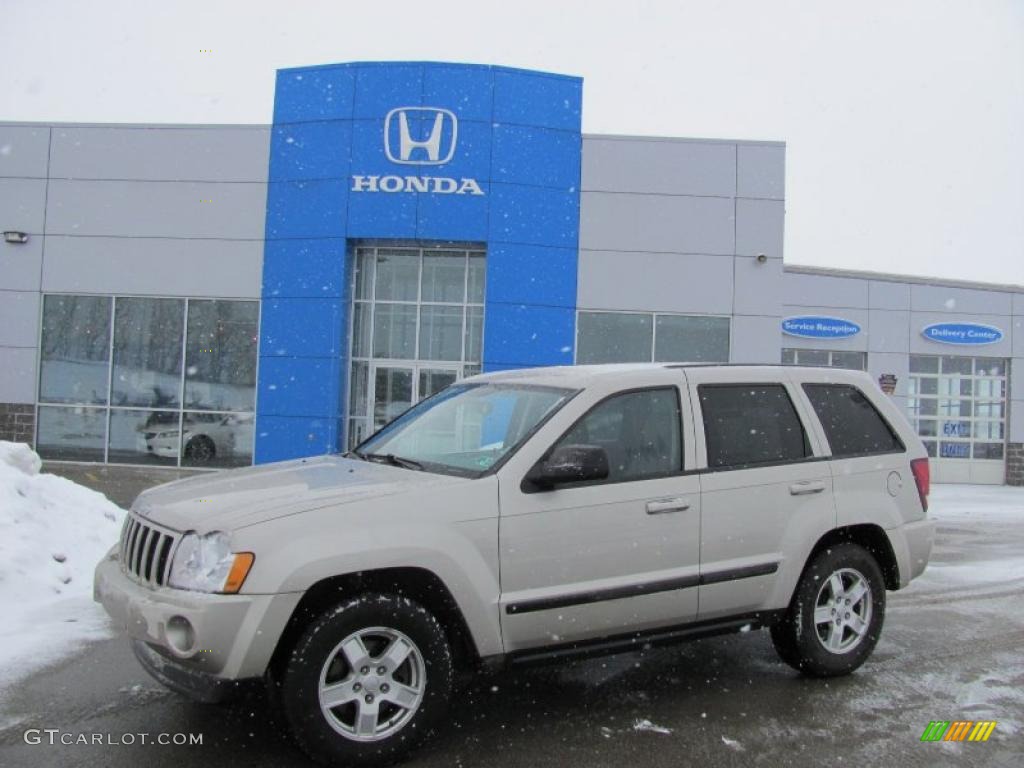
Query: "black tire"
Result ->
[[770, 543, 886, 678], [278, 593, 453, 766], [185, 435, 216, 463]]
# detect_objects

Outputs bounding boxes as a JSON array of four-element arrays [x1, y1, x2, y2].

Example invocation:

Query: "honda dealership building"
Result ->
[[1, 61, 1021, 485]]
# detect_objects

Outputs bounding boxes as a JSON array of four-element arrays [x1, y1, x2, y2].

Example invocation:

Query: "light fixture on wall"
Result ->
[[3, 231, 29, 244], [756, 253, 767, 264]]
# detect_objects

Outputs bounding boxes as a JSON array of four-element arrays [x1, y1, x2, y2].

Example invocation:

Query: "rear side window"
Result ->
[[698, 384, 810, 469], [802, 384, 904, 457]]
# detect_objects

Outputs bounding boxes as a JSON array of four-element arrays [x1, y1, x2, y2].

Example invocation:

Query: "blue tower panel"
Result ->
[[256, 356, 340, 418], [346, 191, 418, 240], [352, 64, 425, 119], [256, 61, 584, 464], [270, 121, 352, 182], [482, 303, 576, 369], [254, 415, 339, 464], [491, 125, 581, 188], [485, 243, 578, 308], [492, 70, 583, 131], [416, 189, 489, 242], [422, 65, 495, 122], [487, 184, 580, 249], [273, 66, 356, 124], [259, 298, 345, 358], [265, 180, 348, 240], [262, 239, 348, 299]]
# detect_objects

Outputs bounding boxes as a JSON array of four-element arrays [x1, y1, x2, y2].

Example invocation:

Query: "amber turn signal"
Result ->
[[222, 552, 255, 594]]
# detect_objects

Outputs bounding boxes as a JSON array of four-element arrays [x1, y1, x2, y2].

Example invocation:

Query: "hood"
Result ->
[[132, 455, 467, 532]]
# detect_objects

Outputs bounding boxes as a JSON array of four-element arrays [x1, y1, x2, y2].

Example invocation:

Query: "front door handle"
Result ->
[[646, 497, 692, 515], [789, 481, 826, 496]]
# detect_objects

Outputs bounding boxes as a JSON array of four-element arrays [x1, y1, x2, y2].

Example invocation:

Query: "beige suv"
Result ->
[[95, 364, 935, 765]]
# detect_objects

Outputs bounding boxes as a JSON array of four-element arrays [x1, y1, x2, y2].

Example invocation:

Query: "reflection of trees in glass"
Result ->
[[185, 300, 258, 410], [41, 295, 112, 362], [111, 298, 184, 407], [113, 298, 184, 374]]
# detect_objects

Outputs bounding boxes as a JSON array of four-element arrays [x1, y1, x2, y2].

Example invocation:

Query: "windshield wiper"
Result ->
[[362, 453, 424, 471]]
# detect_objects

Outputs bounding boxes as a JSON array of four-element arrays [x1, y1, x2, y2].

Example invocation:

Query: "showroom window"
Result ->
[[781, 348, 867, 370], [576, 311, 730, 364], [348, 243, 485, 449], [908, 355, 1007, 460], [36, 295, 258, 468]]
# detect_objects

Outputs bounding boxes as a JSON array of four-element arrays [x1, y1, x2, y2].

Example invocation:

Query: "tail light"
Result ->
[[910, 457, 930, 513]]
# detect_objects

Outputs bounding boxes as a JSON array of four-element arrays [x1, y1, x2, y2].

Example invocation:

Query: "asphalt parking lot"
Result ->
[[0, 473, 1021, 767]]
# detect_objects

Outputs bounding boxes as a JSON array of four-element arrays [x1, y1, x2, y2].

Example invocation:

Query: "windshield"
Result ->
[[354, 383, 576, 476]]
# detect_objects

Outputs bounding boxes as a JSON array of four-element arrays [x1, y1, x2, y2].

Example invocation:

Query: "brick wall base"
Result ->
[[1008, 443, 1024, 487], [0, 403, 34, 446]]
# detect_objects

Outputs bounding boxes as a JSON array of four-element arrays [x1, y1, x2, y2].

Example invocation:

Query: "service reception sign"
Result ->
[[782, 316, 861, 340]]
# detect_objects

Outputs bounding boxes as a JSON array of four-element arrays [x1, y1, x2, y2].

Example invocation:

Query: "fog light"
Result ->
[[166, 615, 195, 655]]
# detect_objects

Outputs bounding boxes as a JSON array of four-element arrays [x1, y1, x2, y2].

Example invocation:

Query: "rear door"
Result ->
[[687, 368, 836, 621], [496, 372, 702, 652], [789, 369, 917, 532]]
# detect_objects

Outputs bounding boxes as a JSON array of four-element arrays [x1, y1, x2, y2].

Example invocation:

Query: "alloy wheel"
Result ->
[[317, 626, 426, 742]]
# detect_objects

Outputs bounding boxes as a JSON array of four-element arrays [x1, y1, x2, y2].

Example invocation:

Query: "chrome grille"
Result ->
[[120, 514, 179, 587]]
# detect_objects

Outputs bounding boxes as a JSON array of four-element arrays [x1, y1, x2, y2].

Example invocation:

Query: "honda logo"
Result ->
[[384, 107, 457, 165]]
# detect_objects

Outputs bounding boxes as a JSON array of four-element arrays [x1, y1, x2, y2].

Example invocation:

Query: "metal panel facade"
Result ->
[[1, 59, 1022, 478]]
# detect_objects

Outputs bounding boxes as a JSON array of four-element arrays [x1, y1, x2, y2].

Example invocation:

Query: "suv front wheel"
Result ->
[[771, 543, 886, 677], [278, 593, 454, 766]]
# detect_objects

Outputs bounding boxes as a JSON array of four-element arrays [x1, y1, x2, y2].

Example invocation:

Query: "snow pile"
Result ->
[[0, 441, 125, 688]]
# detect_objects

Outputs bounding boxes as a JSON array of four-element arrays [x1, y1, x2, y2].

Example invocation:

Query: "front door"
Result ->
[[497, 379, 702, 653]]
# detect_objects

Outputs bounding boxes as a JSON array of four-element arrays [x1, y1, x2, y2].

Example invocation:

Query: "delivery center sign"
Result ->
[[921, 322, 1003, 346]]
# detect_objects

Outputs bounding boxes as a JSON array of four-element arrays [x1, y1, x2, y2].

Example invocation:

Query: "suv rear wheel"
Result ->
[[771, 543, 886, 677], [278, 593, 453, 766]]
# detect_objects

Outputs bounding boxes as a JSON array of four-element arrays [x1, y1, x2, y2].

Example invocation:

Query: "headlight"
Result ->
[[156, 430, 179, 438], [168, 531, 254, 594]]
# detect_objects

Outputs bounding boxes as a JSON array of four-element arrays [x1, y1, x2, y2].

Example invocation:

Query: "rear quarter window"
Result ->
[[802, 383, 904, 457], [698, 384, 811, 469]]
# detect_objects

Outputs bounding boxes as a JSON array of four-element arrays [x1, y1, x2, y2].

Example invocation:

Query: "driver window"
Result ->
[[555, 388, 682, 483]]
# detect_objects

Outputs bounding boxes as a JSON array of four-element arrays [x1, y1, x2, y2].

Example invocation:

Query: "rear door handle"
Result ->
[[646, 497, 692, 515], [789, 481, 826, 496]]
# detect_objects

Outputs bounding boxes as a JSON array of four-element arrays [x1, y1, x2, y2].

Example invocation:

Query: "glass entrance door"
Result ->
[[367, 363, 461, 434], [346, 242, 486, 449], [908, 355, 1007, 484]]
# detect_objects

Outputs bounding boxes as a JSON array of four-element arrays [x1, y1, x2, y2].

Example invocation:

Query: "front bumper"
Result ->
[[132, 639, 261, 703], [94, 552, 302, 681]]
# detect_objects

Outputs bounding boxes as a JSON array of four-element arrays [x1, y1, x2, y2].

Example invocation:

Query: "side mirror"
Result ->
[[528, 444, 609, 490]]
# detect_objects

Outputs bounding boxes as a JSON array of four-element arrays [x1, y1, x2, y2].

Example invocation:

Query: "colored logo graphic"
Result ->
[[384, 107, 457, 165], [782, 316, 861, 339], [921, 322, 1003, 345], [920, 720, 997, 742]]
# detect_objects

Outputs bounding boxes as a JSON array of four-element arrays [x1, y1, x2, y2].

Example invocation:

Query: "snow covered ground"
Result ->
[[0, 442, 125, 691]]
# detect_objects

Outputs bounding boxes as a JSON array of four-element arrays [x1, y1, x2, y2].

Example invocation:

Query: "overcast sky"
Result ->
[[4, 0, 1022, 285]]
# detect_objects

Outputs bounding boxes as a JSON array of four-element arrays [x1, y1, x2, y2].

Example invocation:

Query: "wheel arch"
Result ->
[[267, 567, 482, 678], [805, 524, 901, 592]]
